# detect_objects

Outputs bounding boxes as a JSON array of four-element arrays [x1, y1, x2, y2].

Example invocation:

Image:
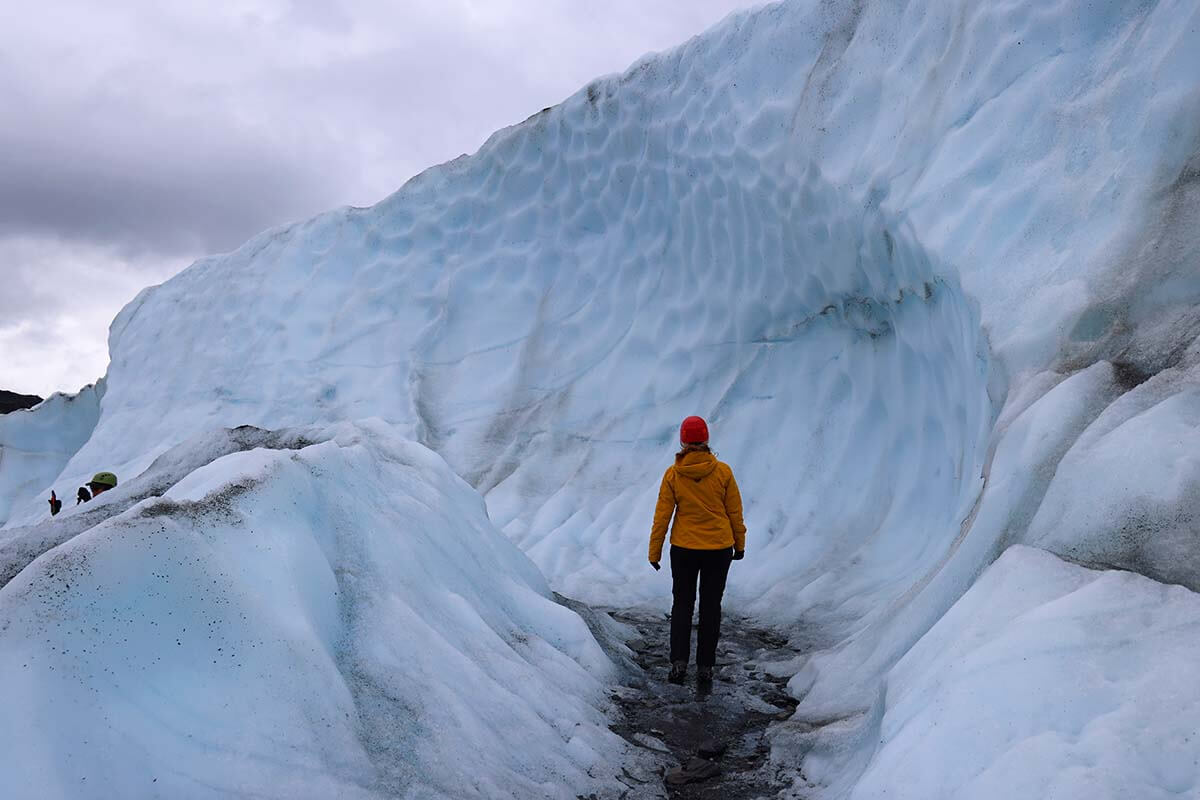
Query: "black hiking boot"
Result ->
[[696, 665, 713, 684], [668, 661, 687, 685]]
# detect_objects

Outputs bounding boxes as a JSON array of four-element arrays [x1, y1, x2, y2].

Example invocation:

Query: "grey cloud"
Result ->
[[0, 235, 185, 394], [0, 1, 762, 257], [0, 58, 364, 258]]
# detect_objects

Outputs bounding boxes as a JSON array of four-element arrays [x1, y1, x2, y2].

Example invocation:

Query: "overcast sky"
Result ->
[[0, 0, 762, 398]]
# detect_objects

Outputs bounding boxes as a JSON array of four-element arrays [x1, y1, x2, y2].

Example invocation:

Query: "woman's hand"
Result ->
[[650, 561, 661, 571], [732, 549, 744, 560]]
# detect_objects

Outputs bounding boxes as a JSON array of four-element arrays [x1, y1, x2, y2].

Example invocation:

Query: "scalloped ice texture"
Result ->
[[0, 421, 630, 800], [4, 1, 996, 628]]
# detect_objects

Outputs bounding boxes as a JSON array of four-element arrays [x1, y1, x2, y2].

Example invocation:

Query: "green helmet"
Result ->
[[89, 471, 118, 489]]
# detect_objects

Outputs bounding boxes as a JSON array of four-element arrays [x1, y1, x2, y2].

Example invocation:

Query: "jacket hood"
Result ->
[[674, 450, 718, 481]]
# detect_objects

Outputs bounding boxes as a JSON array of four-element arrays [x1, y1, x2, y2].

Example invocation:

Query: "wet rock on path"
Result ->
[[601, 609, 804, 799]]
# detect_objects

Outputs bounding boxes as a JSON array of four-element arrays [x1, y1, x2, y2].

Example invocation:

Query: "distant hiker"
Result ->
[[648, 415, 746, 685], [79, 471, 117, 502], [49, 471, 118, 516]]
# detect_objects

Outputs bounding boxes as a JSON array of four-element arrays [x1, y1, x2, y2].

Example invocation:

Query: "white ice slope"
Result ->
[[0, 421, 630, 799], [850, 546, 1200, 800]]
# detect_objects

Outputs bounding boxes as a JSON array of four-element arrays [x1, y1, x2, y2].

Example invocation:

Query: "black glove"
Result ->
[[732, 549, 744, 560], [77, 486, 91, 504], [650, 561, 661, 571], [49, 491, 62, 516]]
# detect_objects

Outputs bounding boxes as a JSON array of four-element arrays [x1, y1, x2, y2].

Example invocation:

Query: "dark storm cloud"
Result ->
[[0, 102, 346, 258], [0, 0, 761, 257], [0, 0, 763, 395], [0, 35, 362, 257]]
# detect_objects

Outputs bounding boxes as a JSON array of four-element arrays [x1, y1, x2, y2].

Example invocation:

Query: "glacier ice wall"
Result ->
[[4, 0, 999, 630]]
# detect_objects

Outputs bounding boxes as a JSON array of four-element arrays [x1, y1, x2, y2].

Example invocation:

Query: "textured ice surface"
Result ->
[[3, 0, 1000, 634], [0, 421, 628, 800], [849, 546, 1200, 800], [0, 423, 326, 589], [1, 0, 1199, 796], [1023, 365, 1200, 590]]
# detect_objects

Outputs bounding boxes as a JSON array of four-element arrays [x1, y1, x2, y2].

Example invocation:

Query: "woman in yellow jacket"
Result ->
[[649, 415, 746, 685]]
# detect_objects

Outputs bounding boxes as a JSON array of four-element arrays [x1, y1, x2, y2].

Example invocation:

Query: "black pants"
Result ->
[[669, 545, 733, 667]]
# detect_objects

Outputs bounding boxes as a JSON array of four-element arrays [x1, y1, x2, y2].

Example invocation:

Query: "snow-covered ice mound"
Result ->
[[849, 546, 1200, 800], [1022, 364, 1200, 590], [0, 421, 628, 799]]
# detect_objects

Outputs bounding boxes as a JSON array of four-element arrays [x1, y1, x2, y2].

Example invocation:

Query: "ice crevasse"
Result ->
[[2, 0, 1200, 797]]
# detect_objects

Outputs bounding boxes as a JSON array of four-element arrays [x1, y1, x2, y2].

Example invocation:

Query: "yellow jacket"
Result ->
[[648, 451, 746, 562]]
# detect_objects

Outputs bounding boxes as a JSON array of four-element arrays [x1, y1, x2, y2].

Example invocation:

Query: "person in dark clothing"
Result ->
[[648, 416, 746, 685], [49, 471, 118, 516]]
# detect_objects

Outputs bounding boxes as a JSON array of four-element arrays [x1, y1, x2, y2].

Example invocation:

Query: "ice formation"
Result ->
[[851, 546, 1200, 800], [0, 421, 630, 799], [2, 0, 1199, 796]]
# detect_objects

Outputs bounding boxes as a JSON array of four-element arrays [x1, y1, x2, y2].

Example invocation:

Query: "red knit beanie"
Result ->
[[679, 416, 709, 444]]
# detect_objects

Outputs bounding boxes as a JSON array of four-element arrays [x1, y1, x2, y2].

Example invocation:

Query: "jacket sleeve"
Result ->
[[648, 468, 676, 563], [724, 468, 746, 552]]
